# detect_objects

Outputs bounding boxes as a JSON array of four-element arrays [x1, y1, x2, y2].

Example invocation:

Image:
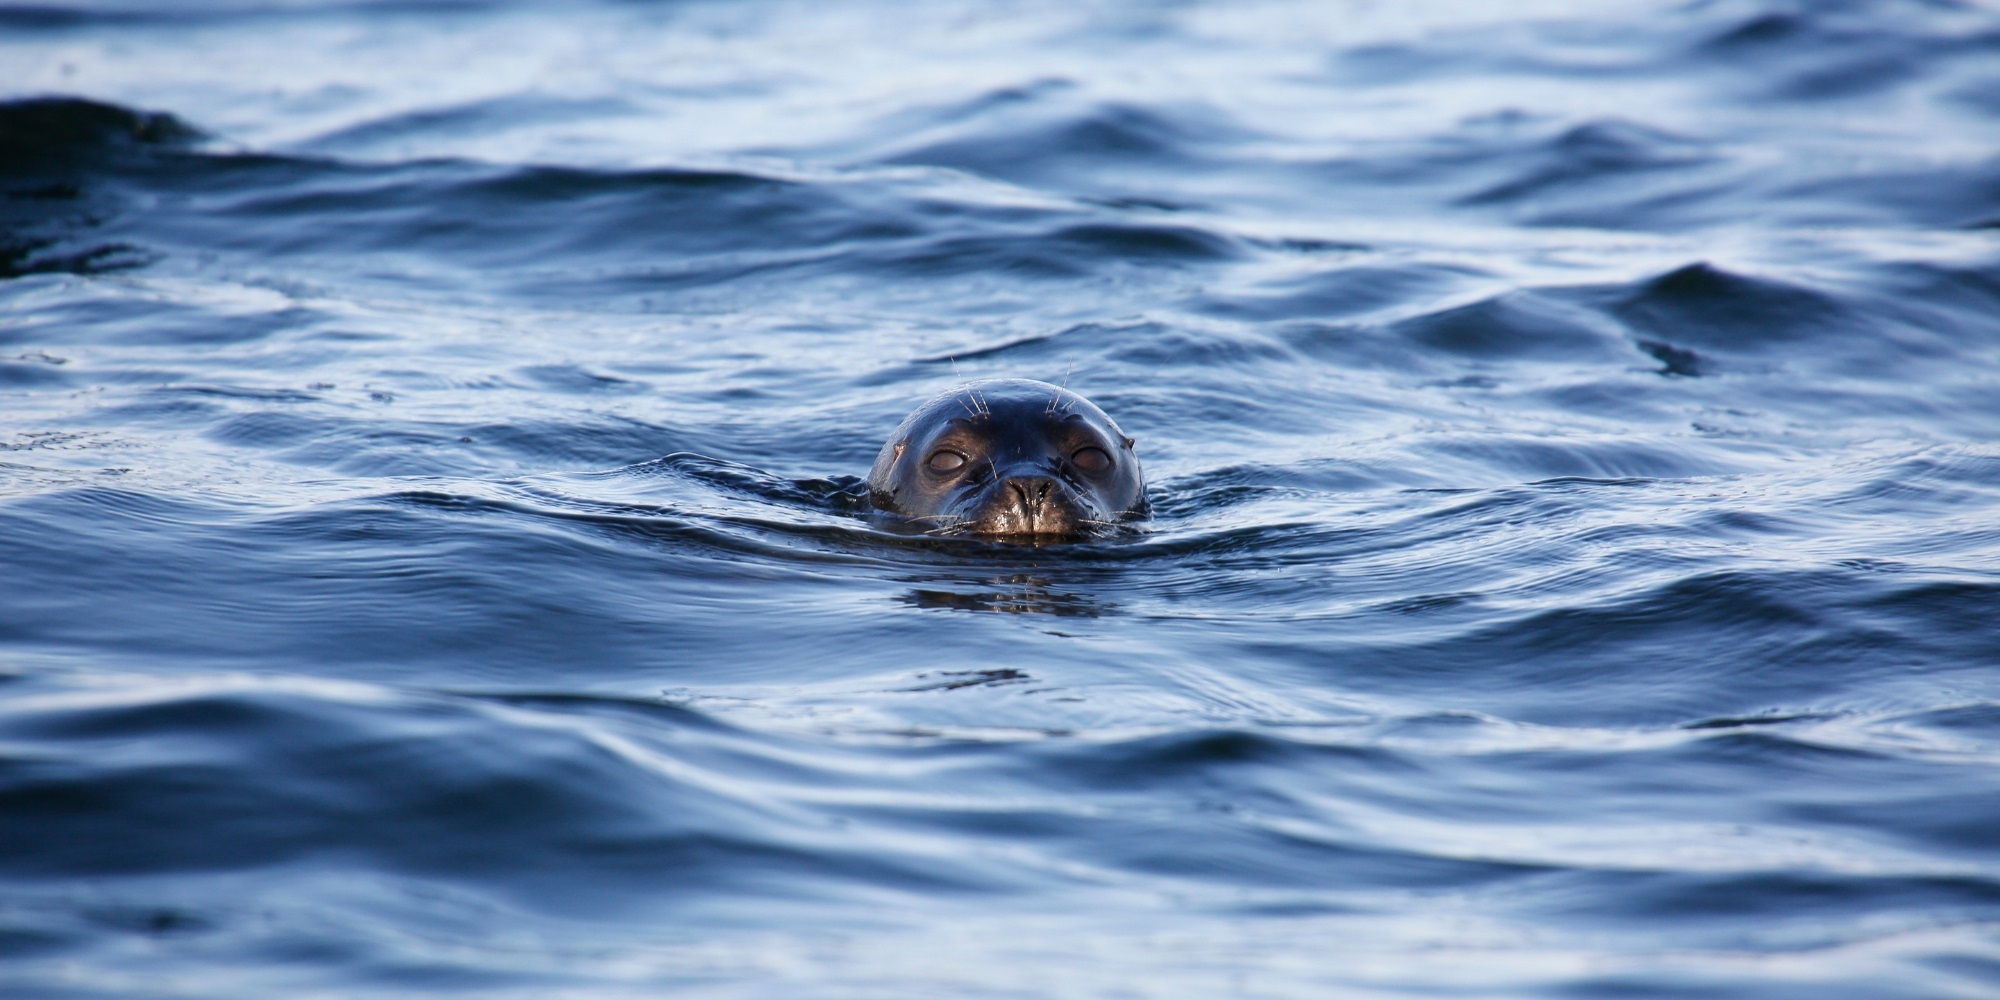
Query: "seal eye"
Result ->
[[1071, 447, 1112, 473], [926, 450, 967, 474]]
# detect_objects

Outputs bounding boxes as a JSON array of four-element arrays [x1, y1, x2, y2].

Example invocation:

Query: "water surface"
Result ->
[[4, 1, 2000, 996]]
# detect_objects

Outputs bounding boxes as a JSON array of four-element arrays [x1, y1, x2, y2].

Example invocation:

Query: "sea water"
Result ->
[[3, 1, 2000, 996]]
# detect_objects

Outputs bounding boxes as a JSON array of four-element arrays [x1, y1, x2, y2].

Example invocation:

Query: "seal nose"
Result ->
[[971, 474, 1083, 536], [1007, 476, 1055, 513], [1001, 475, 1060, 531]]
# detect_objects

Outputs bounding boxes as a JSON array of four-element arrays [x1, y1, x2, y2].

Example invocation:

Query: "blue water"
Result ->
[[4, 0, 2000, 995]]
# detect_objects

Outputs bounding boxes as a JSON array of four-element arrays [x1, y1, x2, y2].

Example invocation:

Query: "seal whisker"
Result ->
[[943, 357, 984, 419]]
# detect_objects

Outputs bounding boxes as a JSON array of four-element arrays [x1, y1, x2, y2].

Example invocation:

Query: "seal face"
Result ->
[[868, 379, 1146, 539]]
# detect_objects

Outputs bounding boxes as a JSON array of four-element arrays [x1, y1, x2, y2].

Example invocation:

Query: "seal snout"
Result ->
[[977, 474, 1085, 536], [1009, 476, 1054, 511]]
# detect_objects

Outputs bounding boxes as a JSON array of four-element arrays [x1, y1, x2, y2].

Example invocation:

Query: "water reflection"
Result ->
[[901, 571, 1113, 617]]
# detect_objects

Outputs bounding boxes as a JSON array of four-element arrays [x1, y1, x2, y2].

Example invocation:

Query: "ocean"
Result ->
[[3, 1, 2000, 996]]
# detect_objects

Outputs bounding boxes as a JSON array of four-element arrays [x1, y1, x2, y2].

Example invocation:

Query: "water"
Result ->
[[3, 0, 2000, 995]]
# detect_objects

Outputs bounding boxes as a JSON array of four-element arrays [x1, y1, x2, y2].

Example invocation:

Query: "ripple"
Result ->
[[7, 1, 2000, 996]]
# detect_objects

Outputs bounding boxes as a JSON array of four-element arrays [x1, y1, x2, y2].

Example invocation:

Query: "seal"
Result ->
[[868, 378, 1146, 539]]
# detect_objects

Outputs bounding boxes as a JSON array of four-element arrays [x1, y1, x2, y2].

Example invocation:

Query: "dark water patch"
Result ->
[[0, 140, 861, 301], [1457, 120, 1715, 207], [294, 93, 642, 157], [1573, 866, 2000, 931], [1782, 158, 2000, 229], [1585, 260, 1915, 375], [1421, 434, 1733, 481], [858, 219, 1239, 285], [623, 453, 871, 513], [1372, 590, 1482, 616], [0, 96, 200, 168], [917, 319, 1289, 374], [1857, 579, 2000, 661], [0, 487, 764, 676], [0, 356, 78, 389], [1692, 2, 2000, 103], [877, 98, 1243, 187], [0, 285, 332, 348], [866, 232, 1091, 280], [160, 383, 322, 403], [206, 413, 481, 474], [1825, 450, 2000, 519], [383, 488, 856, 568], [0, 233, 148, 279], [1698, 10, 1814, 55], [184, 160, 889, 269], [1276, 319, 1423, 373], [1897, 701, 2000, 738], [0, 99, 186, 282], [1391, 291, 1628, 363], [0, 676, 992, 913], [912, 323, 1092, 363], [1110, 814, 1551, 892], [1195, 262, 1483, 323], [0, 1, 499, 32], [901, 583, 1108, 616], [1286, 568, 1943, 726], [900, 667, 1031, 692], [449, 419, 706, 471], [1876, 258, 2000, 326], [1699, 8, 1919, 101], [1045, 221, 1238, 261], [1787, 779, 2000, 856], [1637, 337, 1703, 376], [1155, 461, 1398, 511], [25, 127, 1256, 308], [1951, 71, 2000, 118], [1312, 113, 1740, 230], [1613, 261, 1840, 343], [939, 728, 1560, 890], [516, 363, 645, 395], [1680, 711, 1833, 730], [1326, 43, 1455, 87], [1031, 728, 1413, 791], [1271, 289, 1671, 378]]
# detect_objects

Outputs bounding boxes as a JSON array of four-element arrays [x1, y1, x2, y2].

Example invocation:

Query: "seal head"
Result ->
[[868, 378, 1145, 539]]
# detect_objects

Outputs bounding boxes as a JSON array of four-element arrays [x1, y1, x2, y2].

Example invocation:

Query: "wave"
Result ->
[[7, 3, 2000, 995]]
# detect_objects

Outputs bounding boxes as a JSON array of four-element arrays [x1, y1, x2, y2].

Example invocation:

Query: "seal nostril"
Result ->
[[1004, 476, 1058, 517], [1000, 472, 1064, 516], [1006, 479, 1034, 510]]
